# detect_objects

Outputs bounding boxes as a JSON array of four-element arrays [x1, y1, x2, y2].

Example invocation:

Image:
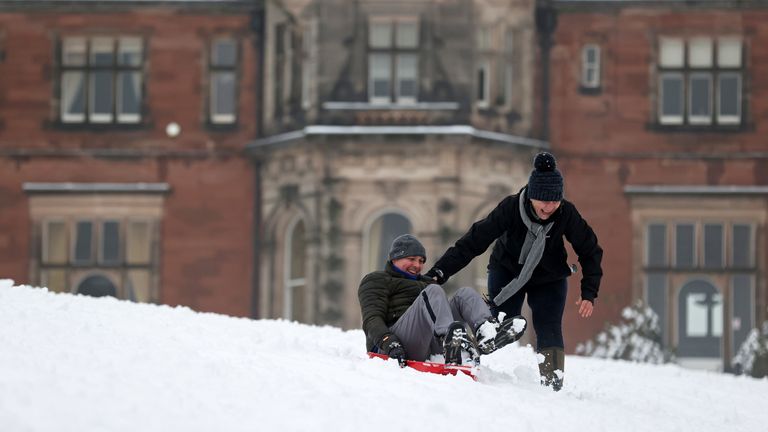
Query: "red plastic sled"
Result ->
[[368, 352, 477, 380]]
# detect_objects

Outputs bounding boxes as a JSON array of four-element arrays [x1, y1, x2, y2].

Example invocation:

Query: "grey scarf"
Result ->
[[492, 188, 554, 306]]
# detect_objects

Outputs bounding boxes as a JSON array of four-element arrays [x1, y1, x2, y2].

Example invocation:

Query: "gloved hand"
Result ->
[[424, 267, 447, 285], [380, 334, 407, 368]]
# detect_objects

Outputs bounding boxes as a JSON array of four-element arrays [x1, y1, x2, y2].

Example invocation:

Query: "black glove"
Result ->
[[380, 334, 407, 368], [424, 267, 447, 285]]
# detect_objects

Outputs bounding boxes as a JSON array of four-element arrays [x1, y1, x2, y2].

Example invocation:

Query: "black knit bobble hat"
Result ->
[[388, 234, 426, 261], [527, 152, 564, 202]]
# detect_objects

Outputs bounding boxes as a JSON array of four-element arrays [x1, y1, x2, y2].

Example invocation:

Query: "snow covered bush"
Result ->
[[576, 300, 672, 364], [732, 321, 768, 378]]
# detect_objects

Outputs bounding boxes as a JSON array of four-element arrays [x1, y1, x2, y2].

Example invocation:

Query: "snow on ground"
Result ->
[[1, 279, 766, 432]]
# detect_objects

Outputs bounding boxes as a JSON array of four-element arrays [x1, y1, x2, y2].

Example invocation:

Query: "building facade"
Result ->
[[251, 0, 546, 329], [0, 0, 262, 317], [547, 0, 768, 370]]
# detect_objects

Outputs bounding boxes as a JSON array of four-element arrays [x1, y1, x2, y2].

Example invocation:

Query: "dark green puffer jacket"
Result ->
[[358, 261, 431, 351]]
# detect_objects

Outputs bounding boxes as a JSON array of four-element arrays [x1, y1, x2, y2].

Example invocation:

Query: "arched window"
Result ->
[[366, 212, 412, 273], [678, 280, 722, 358], [285, 219, 307, 323], [77, 274, 117, 298]]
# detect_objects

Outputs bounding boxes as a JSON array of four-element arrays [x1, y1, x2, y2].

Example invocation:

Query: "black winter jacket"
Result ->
[[431, 188, 603, 302], [358, 262, 431, 351]]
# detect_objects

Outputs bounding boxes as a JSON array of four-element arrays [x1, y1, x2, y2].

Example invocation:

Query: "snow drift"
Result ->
[[0, 279, 766, 432]]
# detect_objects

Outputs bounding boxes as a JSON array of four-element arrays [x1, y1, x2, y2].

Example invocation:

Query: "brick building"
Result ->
[[545, 0, 768, 370], [0, 0, 262, 317], [249, 0, 547, 329], [4, 0, 764, 372]]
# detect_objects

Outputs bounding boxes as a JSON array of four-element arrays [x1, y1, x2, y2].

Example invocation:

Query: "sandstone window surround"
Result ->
[[26, 183, 167, 304], [367, 16, 420, 105], [59, 36, 144, 125], [628, 185, 765, 369], [657, 36, 743, 127], [209, 37, 239, 125], [645, 220, 755, 363]]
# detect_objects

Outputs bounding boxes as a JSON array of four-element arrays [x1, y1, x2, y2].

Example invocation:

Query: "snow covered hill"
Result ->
[[1, 279, 766, 432]]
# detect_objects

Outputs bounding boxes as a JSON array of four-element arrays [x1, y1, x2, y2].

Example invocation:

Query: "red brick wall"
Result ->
[[550, 7, 768, 348], [0, 6, 259, 317]]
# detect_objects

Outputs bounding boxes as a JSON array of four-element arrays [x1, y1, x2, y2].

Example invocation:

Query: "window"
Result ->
[[74, 220, 94, 264], [682, 283, 723, 338], [365, 212, 412, 274], [476, 61, 490, 108], [38, 217, 157, 302], [646, 223, 667, 267], [285, 219, 308, 323], [581, 44, 601, 89], [367, 17, 419, 104], [674, 223, 695, 268], [731, 224, 754, 268], [100, 220, 121, 265], [499, 29, 515, 106], [301, 19, 318, 110], [703, 223, 723, 269], [657, 36, 743, 126], [642, 218, 758, 362], [678, 280, 723, 358], [60, 36, 143, 124], [210, 38, 238, 124], [476, 28, 492, 51]]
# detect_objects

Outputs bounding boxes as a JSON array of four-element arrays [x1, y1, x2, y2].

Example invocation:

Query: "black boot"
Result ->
[[538, 347, 565, 391], [476, 315, 528, 355], [443, 321, 480, 366]]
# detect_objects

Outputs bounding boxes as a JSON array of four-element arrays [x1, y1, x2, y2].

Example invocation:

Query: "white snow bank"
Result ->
[[0, 281, 766, 432]]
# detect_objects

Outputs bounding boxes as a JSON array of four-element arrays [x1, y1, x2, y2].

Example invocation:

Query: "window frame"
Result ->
[[59, 36, 145, 126], [283, 217, 308, 322], [476, 60, 491, 109], [99, 219, 122, 266], [702, 222, 724, 269], [42, 219, 69, 265], [209, 37, 239, 125], [656, 36, 744, 128], [366, 16, 420, 105], [580, 44, 601, 89], [72, 219, 95, 265]]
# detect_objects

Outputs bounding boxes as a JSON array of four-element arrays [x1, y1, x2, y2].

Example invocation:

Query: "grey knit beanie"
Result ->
[[388, 234, 426, 261], [527, 152, 564, 202]]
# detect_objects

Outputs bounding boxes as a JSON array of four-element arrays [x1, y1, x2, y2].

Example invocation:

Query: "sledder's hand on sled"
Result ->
[[424, 267, 447, 285], [380, 334, 407, 368], [576, 297, 594, 318]]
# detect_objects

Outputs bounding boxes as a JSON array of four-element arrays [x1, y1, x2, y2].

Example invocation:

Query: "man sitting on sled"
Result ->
[[358, 234, 526, 366]]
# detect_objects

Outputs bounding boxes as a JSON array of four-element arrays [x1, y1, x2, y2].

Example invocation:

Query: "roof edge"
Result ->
[[247, 125, 549, 151], [624, 185, 768, 195]]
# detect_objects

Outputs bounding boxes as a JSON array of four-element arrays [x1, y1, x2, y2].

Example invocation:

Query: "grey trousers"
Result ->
[[389, 284, 492, 361]]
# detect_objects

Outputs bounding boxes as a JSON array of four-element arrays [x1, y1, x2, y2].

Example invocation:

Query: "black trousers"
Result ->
[[487, 267, 567, 351]]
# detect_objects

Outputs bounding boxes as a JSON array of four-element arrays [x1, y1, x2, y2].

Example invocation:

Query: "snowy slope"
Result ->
[[0, 280, 766, 432]]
